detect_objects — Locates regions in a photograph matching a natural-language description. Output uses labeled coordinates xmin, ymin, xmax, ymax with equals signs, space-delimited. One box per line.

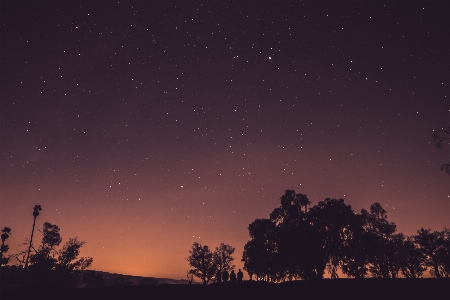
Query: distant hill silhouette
xmin=90 ymin=270 xmax=190 ymax=285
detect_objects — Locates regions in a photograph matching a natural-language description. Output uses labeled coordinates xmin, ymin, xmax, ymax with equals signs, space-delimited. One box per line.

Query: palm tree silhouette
xmin=24 ymin=205 xmax=42 ymax=269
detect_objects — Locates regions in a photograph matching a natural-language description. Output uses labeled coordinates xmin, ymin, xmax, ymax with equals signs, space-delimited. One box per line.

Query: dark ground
xmin=2 ymin=279 xmax=449 ymax=300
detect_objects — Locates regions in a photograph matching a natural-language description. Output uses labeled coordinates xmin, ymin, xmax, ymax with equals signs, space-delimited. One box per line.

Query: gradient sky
xmin=1 ymin=1 xmax=449 ymax=280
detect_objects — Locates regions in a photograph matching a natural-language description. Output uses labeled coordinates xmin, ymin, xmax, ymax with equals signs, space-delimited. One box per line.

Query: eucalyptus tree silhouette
xmin=242 ymin=218 xmax=279 ymax=281
xmin=24 ymin=205 xmax=42 ymax=269
xmin=1 ymin=227 xmax=12 ymax=265
xmin=361 ymin=203 xmax=401 ymax=278
xmin=244 ymin=191 xmax=359 ymax=281
xmin=308 ymin=198 xmax=357 ymax=278
xmin=243 ymin=190 xmax=445 ymax=281
xmin=341 ymin=213 xmax=370 ymax=278
xmin=269 ymin=190 xmax=316 ymax=280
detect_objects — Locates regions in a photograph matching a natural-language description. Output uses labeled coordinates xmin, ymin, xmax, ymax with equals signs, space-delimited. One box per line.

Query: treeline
xmin=241 ymin=190 xmax=450 ymax=281
xmin=0 ymin=205 xmax=92 ymax=291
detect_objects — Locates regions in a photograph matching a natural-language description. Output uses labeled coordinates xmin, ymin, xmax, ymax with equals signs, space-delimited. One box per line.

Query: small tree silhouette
xmin=1 ymin=227 xmax=12 ymax=265
xmin=25 ymin=205 xmax=42 ymax=269
xmin=187 ymin=242 xmax=216 ymax=284
xmin=185 ymin=269 xmax=194 ymax=284
xmin=213 ymin=243 xmax=235 ymax=279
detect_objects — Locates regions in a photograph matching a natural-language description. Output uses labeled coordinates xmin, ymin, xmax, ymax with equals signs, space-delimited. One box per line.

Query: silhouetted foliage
xmin=399 ymin=236 xmax=427 ymax=278
xmin=432 ymin=126 xmax=450 ymax=175
xmin=213 ymin=243 xmax=235 ymax=278
xmin=242 ymin=218 xmax=279 ymax=281
xmin=309 ymin=198 xmax=357 ymax=278
xmin=27 ymin=222 xmax=63 ymax=274
xmin=187 ymin=242 xmax=216 ymax=284
xmin=243 ymin=191 xmax=361 ymax=281
xmin=415 ymin=228 xmax=450 ymax=278
xmin=187 ymin=242 xmax=236 ymax=284
xmin=41 ymin=222 xmax=62 ymax=251
xmin=1 ymin=206 xmax=93 ymax=290
xmin=1 ymin=227 xmax=12 ymax=266
xmin=25 ymin=223 xmax=93 ymax=287
xmin=57 ymin=237 xmax=93 ymax=271
xmin=362 ymin=203 xmax=401 ymax=278
xmin=341 ymin=213 xmax=370 ymax=278
xmin=243 ymin=190 xmax=449 ymax=280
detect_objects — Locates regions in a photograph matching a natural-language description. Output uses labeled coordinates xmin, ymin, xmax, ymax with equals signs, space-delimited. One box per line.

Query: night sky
xmin=1 ymin=1 xmax=449 ymax=279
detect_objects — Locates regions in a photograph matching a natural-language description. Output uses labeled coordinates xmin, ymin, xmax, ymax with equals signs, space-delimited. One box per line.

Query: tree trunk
xmin=24 ymin=216 xmax=37 ymax=269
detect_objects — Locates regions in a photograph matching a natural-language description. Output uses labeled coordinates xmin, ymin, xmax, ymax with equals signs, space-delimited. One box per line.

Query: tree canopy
xmin=187 ymin=242 xmax=235 ymax=284
xmin=242 ymin=190 xmax=450 ymax=281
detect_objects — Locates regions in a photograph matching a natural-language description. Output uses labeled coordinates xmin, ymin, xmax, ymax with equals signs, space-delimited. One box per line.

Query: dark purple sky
xmin=1 ymin=1 xmax=449 ymax=279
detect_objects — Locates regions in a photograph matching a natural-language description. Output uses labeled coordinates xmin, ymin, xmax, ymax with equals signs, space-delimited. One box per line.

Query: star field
xmin=1 ymin=1 xmax=449 ymax=279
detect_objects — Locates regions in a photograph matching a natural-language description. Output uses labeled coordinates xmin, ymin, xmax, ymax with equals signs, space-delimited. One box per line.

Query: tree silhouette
xmin=243 ymin=190 xmax=448 ymax=280
xmin=1 ymin=227 xmax=12 ymax=266
xmin=242 ymin=218 xmax=279 ymax=281
xmin=57 ymin=237 xmax=92 ymax=271
xmin=415 ymin=228 xmax=450 ymax=278
xmin=341 ymin=213 xmax=370 ymax=278
xmin=309 ymin=198 xmax=357 ymax=278
xmin=432 ymin=126 xmax=450 ymax=175
xmin=26 ymin=223 xmax=93 ymax=287
xmin=29 ymin=222 xmax=63 ymax=272
xmin=269 ymin=190 xmax=316 ymax=280
xmin=25 ymin=205 xmax=42 ymax=270
xmin=213 ymin=243 xmax=235 ymax=279
xmin=399 ymin=236 xmax=427 ymax=278
xmin=41 ymin=222 xmax=62 ymax=251
xmin=269 ymin=190 xmax=310 ymax=225
xmin=361 ymin=203 xmax=400 ymax=278
xmin=187 ymin=242 xmax=216 ymax=284
xmin=244 ymin=192 xmax=361 ymax=280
